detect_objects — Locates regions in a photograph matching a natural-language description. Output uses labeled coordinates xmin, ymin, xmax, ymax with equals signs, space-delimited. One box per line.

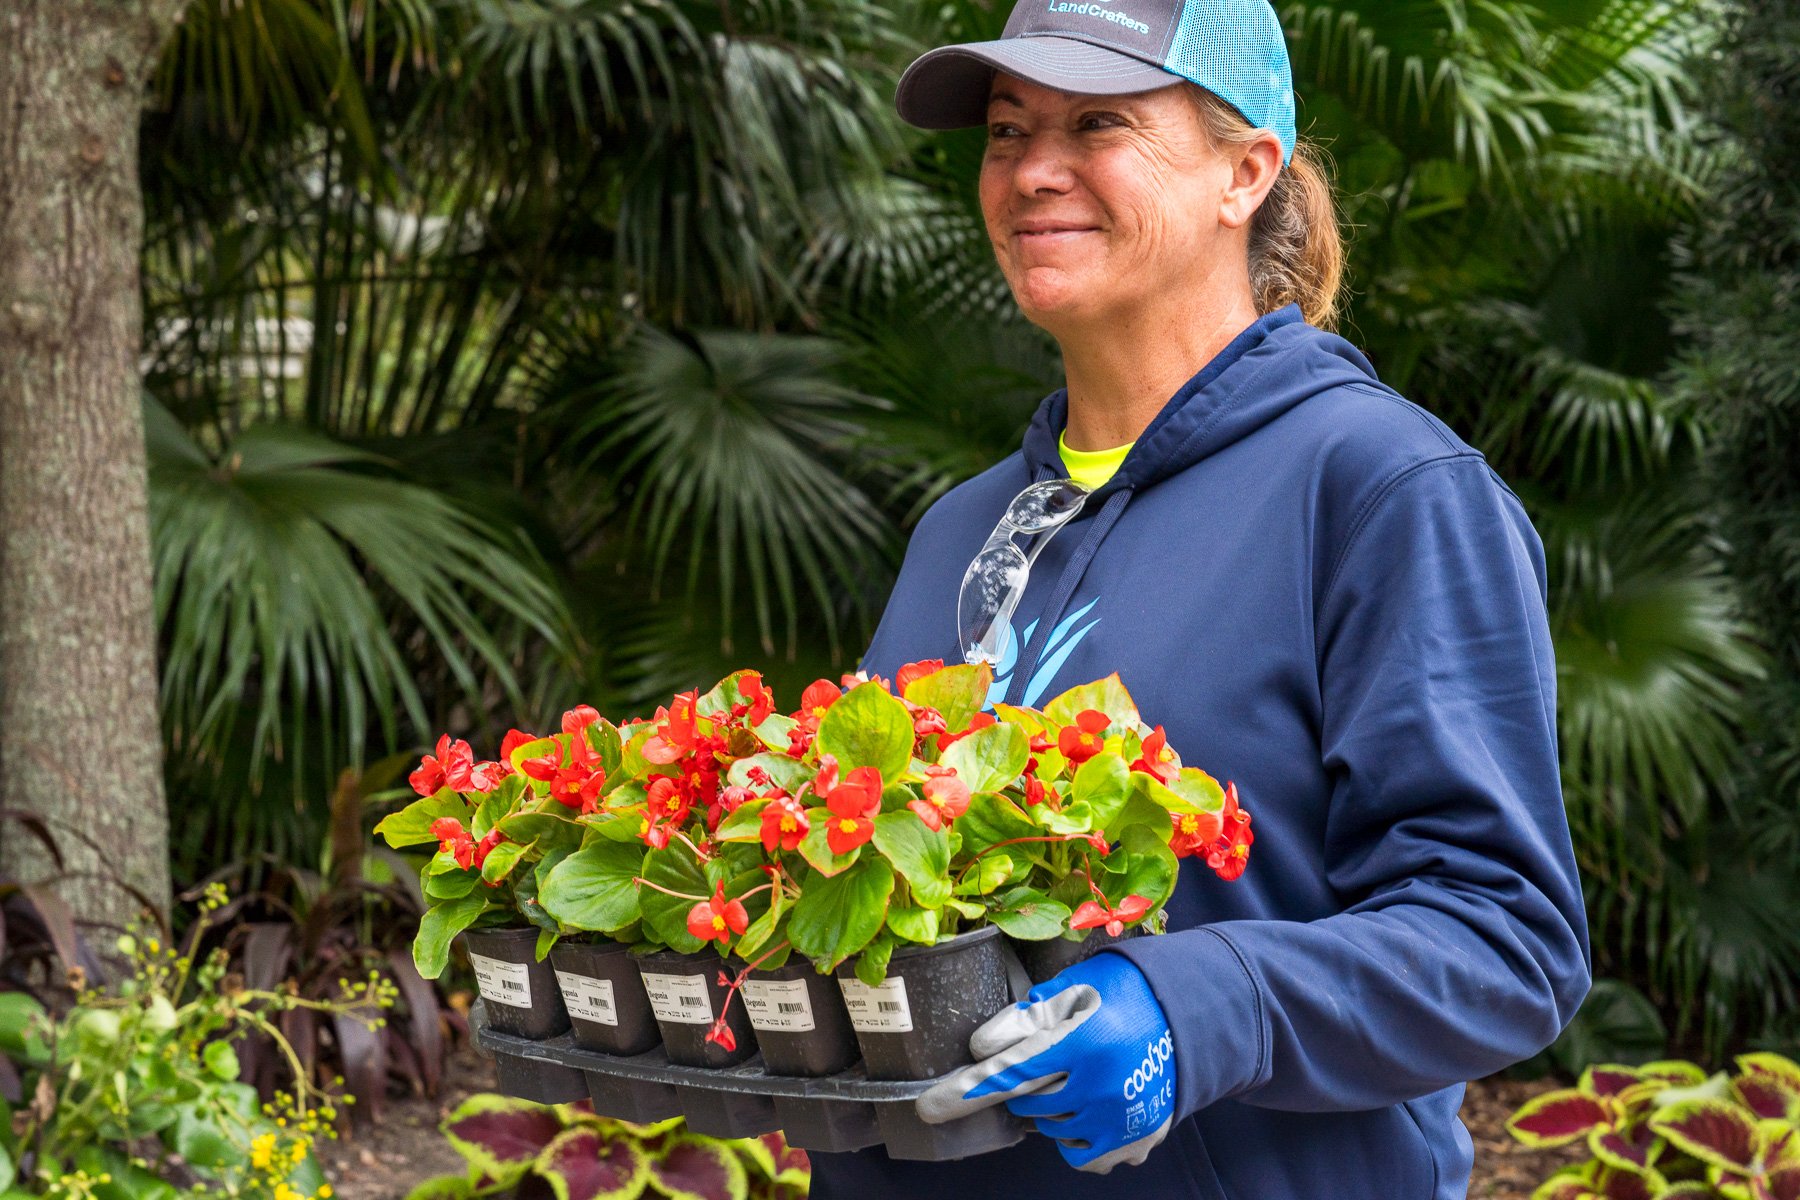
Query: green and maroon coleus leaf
xmin=1528 ymin=1162 xmax=1600 ymax=1199
xmin=1650 ymin=1099 xmax=1760 ymax=1173
xmin=442 ymin=1095 xmax=566 ymax=1184
xmin=733 ymin=1132 xmax=809 ymax=1183
xmin=1740 ymin=1055 xmax=1800 ymax=1092
xmin=1507 ymin=1089 xmax=1614 ymax=1147
xmin=533 ymin=1126 xmax=648 ymax=1200
xmin=648 ymin=1136 xmax=749 ymax=1200
xmin=1589 ymin=1166 xmax=1663 ymax=1200
xmin=1584 ymin=1065 xmax=1652 ymax=1098
xmin=1590 ymin=1121 xmax=1662 ymax=1172
xmin=1735 ymin=1073 xmax=1800 ymax=1122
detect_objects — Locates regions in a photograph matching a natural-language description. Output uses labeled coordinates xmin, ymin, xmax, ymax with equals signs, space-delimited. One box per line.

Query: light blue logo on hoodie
xmin=986 ymin=597 xmax=1102 ymax=708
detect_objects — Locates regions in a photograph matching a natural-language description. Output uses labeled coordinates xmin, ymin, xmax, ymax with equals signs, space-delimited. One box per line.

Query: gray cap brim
xmin=896 ymin=35 xmax=1181 ymax=130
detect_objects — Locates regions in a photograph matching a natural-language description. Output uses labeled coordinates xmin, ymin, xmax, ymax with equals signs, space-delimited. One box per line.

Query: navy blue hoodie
xmin=811 ymin=306 xmax=1591 ymax=1200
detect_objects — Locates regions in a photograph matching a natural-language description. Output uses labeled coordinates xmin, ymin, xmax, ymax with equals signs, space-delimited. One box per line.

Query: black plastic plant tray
xmin=472 ymin=1004 xmax=1024 ymax=1160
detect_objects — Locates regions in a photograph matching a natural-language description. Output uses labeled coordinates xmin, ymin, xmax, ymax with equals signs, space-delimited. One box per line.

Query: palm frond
xmin=568 ymin=327 xmax=897 ymax=658
xmin=148 ymin=402 xmax=576 ymax=785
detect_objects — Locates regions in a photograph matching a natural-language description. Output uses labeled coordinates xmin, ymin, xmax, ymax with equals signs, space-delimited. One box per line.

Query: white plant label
xmin=639 ymin=971 xmax=713 ymax=1025
xmin=554 ymin=970 xmax=618 ymax=1027
xmin=741 ymin=978 xmax=815 ymax=1033
xmin=469 ymin=953 xmax=532 ymax=1009
xmin=838 ymin=976 xmax=913 ymax=1033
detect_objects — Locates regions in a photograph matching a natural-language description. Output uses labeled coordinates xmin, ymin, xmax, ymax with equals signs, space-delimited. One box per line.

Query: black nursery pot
xmin=548 ymin=938 xmax=661 ymax=1056
xmin=462 ymin=926 xmax=569 ymax=1040
xmin=834 ymin=925 xmax=1011 ymax=1082
xmin=634 ymin=948 xmax=758 ymax=1068
xmin=734 ymin=955 xmax=861 ymax=1078
xmin=1010 ymin=925 xmax=1143 ymax=985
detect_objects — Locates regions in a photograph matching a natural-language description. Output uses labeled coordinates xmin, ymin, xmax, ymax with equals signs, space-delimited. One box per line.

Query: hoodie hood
xmin=1021 ymin=304 xmax=1381 ymax=493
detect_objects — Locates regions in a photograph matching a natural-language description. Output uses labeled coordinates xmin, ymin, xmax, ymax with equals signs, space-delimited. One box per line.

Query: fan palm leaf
xmin=568 ymin=327 xmax=895 ymax=658
xmin=147 ymin=402 xmax=575 ymax=782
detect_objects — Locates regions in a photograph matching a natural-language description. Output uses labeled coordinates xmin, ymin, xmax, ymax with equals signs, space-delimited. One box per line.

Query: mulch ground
xmin=317 ymin=1048 xmax=1584 ymax=1199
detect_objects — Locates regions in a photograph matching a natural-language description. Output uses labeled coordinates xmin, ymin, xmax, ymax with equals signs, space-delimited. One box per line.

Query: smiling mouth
xmin=1016 ymin=227 xmax=1098 ymax=239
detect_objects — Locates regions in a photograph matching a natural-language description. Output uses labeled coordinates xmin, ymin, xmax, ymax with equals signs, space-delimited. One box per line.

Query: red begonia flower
xmin=810 ymin=754 xmax=841 ymax=800
xmin=410 ymin=734 xmax=483 ymax=796
xmin=1129 ymin=725 xmax=1180 ymax=785
xmin=909 ymin=766 xmax=970 ymax=832
xmin=1169 ymin=808 xmax=1225 ymax=858
xmin=912 ymin=707 xmax=948 ymax=739
xmin=736 ymin=672 xmax=777 ymax=726
xmin=825 ymin=766 xmax=882 ymax=854
xmin=687 ymin=881 xmax=749 ymax=945
xmin=796 ymin=680 xmax=841 ymax=729
xmin=430 ymin=816 xmax=477 ymax=870
xmin=1057 ymin=710 xmax=1111 ymax=766
xmin=1070 ymin=893 xmax=1152 ymax=938
xmin=500 ymin=728 xmax=536 ymax=762
xmin=547 ymin=764 xmax=605 ymax=815
xmin=760 ymin=795 xmax=810 ymax=853
xmin=643 ymin=691 xmax=700 ymax=765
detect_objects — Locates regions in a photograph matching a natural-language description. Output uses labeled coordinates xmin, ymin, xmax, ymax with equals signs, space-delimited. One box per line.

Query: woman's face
xmin=978 ymin=76 xmax=1244 ymax=332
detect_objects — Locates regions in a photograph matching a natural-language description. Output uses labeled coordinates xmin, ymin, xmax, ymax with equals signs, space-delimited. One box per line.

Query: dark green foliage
xmin=1673 ymin=0 xmax=1800 ymax=812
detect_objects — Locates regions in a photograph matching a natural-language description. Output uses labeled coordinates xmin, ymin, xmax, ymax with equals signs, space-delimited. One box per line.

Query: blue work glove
xmin=915 ymin=952 xmax=1176 ymax=1173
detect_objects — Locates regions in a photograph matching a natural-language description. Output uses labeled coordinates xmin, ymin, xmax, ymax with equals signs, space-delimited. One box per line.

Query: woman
xmin=811 ymin=1 xmax=1591 ymax=1198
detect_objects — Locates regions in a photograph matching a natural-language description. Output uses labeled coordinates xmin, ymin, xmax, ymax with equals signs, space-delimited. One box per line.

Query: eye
xmin=1076 ymin=110 xmax=1125 ymax=131
xmin=987 ymin=121 xmax=1024 ymax=139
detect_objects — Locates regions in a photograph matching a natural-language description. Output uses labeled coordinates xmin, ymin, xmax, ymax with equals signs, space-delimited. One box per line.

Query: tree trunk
xmin=0 ymin=0 xmax=185 ymax=937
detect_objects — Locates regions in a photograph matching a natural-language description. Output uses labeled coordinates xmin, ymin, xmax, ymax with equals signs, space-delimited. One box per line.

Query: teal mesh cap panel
xmin=1166 ymin=0 xmax=1296 ymax=163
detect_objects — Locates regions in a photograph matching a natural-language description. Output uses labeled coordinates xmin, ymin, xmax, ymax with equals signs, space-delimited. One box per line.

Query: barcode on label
xmin=469 ymin=953 xmax=533 ymax=1009
xmin=554 ymin=970 xmax=619 ymax=1027
xmin=639 ymin=971 xmax=713 ymax=1024
xmin=839 ymin=976 xmax=912 ymax=1033
xmin=741 ymin=977 xmax=816 ymax=1033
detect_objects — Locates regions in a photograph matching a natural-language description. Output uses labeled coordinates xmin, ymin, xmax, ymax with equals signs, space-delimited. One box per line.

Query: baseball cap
xmin=895 ymin=0 xmax=1297 ymax=165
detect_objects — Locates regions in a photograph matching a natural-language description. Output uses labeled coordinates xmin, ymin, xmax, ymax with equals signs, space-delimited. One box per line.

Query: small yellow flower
xmin=251 ymin=1132 xmax=278 ymax=1170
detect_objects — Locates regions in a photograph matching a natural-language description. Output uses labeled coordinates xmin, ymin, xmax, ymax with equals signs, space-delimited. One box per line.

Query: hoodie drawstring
xmin=1003 ymin=485 xmax=1134 ymax=707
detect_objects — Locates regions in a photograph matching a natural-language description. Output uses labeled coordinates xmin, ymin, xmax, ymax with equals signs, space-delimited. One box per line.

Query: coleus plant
xmin=1505 ymin=1052 xmax=1800 ymax=1199
xmin=405 ymin=1096 xmax=808 ymax=1200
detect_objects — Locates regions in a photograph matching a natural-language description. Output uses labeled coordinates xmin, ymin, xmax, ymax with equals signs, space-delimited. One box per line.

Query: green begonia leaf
xmin=481 ymin=839 xmax=530 ymax=884
xmin=414 ymin=891 xmax=489 ymax=979
xmin=987 ymin=887 xmax=1072 ymax=941
xmin=871 ymin=811 xmax=951 ymax=908
xmin=789 ymin=859 xmax=894 ymax=970
xmin=540 ymin=838 xmax=645 ymax=933
xmin=713 ymin=799 xmax=769 ymax=843
xmin=939 ymin=721 xmax=1029 ymax=794
xmin=797 ymin=813 xmax=862 ymax=876
xmin=374 ymin=789 xmax=475 ymax=848
xmin=816 ymin=682 xmax=914 ymax=779
xmin=638 ymin=847 xmax=708 ymax=953
xmin=903 ymin=664 xmax=993 ymax=735
xmin=887 ymin=903 xmax=940 ymax=944
xmin=1071 ymin=753 xmax=1132 ymax=829
xmin=1044 ymin=673 xmax=1140 ymax=730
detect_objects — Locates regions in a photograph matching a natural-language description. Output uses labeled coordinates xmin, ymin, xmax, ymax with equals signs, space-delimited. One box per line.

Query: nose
xmin=1010 ymin=131 xmax=1077 ymax=197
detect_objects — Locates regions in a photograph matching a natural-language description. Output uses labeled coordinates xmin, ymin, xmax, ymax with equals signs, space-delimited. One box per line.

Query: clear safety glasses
xmin=957 ymin=478 xmax=1093 ymax=667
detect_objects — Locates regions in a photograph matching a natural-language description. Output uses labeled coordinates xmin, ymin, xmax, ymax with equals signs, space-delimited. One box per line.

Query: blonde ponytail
xmin=1185 ymin=85 xmax=1347 ymax=331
